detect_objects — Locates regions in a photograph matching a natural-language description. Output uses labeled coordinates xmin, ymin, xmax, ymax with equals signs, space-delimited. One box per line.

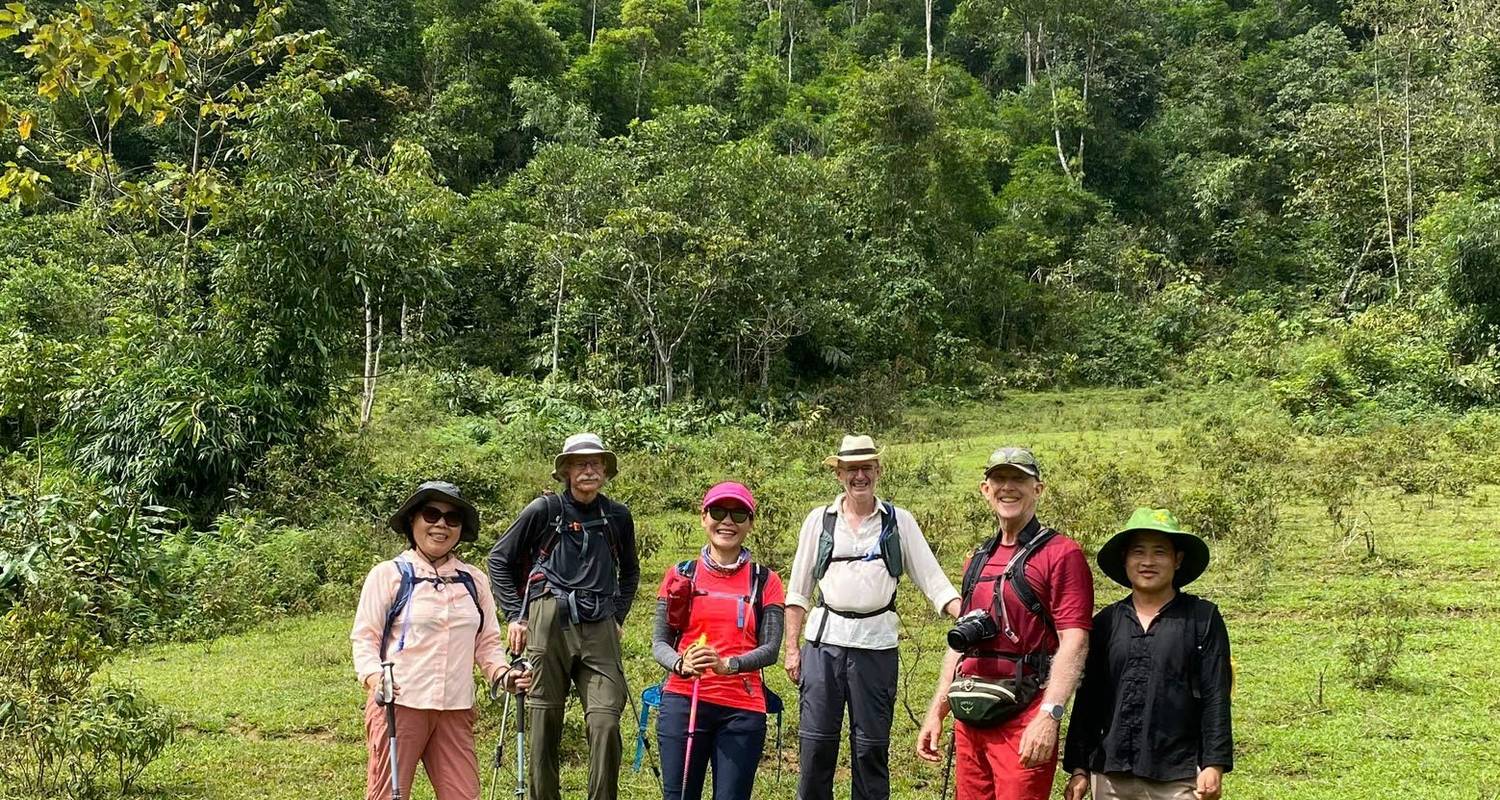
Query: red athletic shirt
xmin=958 ymin=525 xmax=1093 ymax=680
xmin=656 ymin=560 xmax=785 ymax=713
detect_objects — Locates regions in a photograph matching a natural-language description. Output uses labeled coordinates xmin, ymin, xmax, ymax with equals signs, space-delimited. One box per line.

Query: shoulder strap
xmin=1003 ymin=528 xmax=1058 ymax=634
xmin=960 ymin=535 xmax=999 ymax=600
xmin=381 ymin=559 xmax=418 ymax=661
xmin=879 ymin=501 xmax=902 ymax=578
xmin=813 ymin=504 xmax=837 ymax=580
xmin=450 ymin=570 xmax=485 ymax=633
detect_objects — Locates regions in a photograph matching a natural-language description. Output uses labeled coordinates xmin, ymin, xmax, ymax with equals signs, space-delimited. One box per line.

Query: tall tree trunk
xmin=924 ymin=0 xmax=933 ymax=71
xmin=1077 ymin=39 xmax=1093 ymax=180
xmin=590 ymin=0 xmax=597 ymax=44
xmin=551 ymin=255 xmax=567 ymax=377
xmin=1402 ymin=39 xmax=1415 ymax=282
xmin=787 ymin=8 xmax=795 ymax=82
xmin=1023 ymin=28 xmax=1034 ymax=85
xmin=1039 ymin=23 xmax=1074 ymax=180
xmin=1372 ymin=25 xmax=1403 ymax=295
xmin=361 ymin=287 xmax=376 ymax=428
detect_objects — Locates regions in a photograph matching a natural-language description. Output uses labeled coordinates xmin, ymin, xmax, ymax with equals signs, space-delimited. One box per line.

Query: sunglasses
xmin=707 ymin=507 xmax=752 ymax=524
xmin=418 ymin=506 xmax=466 ymax=528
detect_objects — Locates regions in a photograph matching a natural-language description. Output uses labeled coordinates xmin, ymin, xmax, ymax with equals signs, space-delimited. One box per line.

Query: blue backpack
xmin=380 ymin=557 xmax=485 ymax=660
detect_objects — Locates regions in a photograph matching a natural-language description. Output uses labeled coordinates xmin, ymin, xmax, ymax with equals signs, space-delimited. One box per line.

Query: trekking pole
xmin=380 ymin=661 xmax=403 ymax=800
xmin=489 ymin=679 xmax=513 ymax=800
xmin=506 ymin=573 xmax=539 ymax=800
xmin=514 ymin=658 xmax=529 ymax=799
xmin=681 ymin=634 xmax=708 ymax=795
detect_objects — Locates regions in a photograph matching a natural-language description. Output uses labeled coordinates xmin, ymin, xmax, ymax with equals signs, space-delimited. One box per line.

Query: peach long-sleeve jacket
xmin=351 ymin=549 xmax=508 ymax=710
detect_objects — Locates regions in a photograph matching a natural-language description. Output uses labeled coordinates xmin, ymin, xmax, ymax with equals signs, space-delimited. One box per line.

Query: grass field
xmin=108 ymin=389 xmax=1500 ymax=799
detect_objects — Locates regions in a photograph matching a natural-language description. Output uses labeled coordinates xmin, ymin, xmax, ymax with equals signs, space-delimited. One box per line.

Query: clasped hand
xmin=679 ymin=643 xmax=730 ymax=676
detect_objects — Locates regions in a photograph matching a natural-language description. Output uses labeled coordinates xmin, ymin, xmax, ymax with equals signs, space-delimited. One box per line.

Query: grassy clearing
xmin=108 ymin=389 xmax=1500 ymax=799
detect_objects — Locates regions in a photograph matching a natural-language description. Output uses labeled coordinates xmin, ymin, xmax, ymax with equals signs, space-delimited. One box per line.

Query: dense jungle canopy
xmin=3 ymin=0 xmax=1500 ymax=499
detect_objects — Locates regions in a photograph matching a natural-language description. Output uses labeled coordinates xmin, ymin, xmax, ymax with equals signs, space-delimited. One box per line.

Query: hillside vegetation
xmin=4 ymin=0 xmax=1500 ymax=795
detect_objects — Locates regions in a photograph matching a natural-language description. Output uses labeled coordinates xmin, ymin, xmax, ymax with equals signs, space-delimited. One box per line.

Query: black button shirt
xmin=1062 ymin=592 xmax=1234 ymax=782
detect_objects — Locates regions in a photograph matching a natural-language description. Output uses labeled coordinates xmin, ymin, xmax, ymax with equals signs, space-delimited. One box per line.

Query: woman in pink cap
xmin=650 ymin=481 xmax=786 ymax=800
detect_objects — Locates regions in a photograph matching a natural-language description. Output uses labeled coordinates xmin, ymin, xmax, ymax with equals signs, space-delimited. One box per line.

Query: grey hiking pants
xmin=796 ymin=642 xmax=899 ymax=800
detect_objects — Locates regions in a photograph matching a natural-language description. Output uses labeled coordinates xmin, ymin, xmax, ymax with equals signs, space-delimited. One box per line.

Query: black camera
xmin=947 ymin=609 xmax=999 ymax=651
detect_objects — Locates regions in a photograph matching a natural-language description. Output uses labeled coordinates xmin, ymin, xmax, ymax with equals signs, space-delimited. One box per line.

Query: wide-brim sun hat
xmin=552 ymin=432 xmax=619 ymax=482
xmin=388 ymin=480 xmax=481 ymax=543
xmin=1096 ymin=507 xmax=1210 ymax=588
xmin=701 ymin=481 xmax=757 ymax=513
xmin=823 ymin=434 xmax=883 ymax=469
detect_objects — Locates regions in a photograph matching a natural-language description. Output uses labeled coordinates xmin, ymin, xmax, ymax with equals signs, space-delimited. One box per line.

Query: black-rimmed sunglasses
xmin=419 ymin=506 xmax=466 ymax=527
xmin=707 ymin=507 xmax=752 ymax=524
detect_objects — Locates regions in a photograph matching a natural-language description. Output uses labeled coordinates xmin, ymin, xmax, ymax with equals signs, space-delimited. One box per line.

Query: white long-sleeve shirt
xmin=784 ymin=494 xmax=960 ymax=650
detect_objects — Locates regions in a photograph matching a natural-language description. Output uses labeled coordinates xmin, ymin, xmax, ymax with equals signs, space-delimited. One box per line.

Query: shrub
xmin=1341 ymin=593 xmax=1412 ymax=690
xmin=0 ymin=547 xmax=174 ymax=799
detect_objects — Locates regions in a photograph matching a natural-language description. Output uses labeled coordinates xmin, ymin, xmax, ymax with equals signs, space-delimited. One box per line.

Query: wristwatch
xmin=1039 ymin=702 xmax=1065 ymax=721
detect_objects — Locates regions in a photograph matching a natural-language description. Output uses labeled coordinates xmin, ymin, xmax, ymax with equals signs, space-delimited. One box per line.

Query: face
xmin=701 ymin=502 xmax=753 ymax=551
xmin=564 ymin=456 xmax=608 ymax=494
xmin=410 ymin=500 xmax=463 ymax=561
xmin=837 ymin=461 xmax=881 ymax=501
xmin=979 ymin=467 xmax=1044 ymax=526
xmin=1124 ymin=531 xmax=1183 ymax=593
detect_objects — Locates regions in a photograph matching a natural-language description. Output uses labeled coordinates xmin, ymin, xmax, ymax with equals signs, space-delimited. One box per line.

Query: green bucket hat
xmin=1096 ymin=507 xmax=1210 ymax=588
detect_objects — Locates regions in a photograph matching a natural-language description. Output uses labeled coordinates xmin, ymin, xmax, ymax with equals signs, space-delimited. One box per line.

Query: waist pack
xmin=946 ymin=671 xmax=1042 ymax=728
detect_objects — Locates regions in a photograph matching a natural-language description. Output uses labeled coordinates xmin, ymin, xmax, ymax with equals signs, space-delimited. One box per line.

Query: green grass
xmin=107 ymin=389 xmax=1500 ymax=799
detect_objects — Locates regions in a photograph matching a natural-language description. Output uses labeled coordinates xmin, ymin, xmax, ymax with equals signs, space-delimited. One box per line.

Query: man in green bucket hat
xmin=1062 ymin=508 xmax=1233 ymax=800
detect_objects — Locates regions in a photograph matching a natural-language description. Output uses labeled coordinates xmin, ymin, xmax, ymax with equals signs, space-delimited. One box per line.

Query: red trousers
xmin=364 ymin=701 xmax=480 ymax=800
xmin=954 ymin=700 xmax=1057 ymax=800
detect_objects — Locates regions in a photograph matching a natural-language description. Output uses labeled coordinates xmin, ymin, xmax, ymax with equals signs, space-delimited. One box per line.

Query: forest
xmin=1 ymin=0 xmax=1499 ymax=796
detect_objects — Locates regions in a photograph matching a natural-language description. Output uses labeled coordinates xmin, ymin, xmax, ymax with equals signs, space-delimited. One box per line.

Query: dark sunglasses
xmin=418 ymin=506 xmax=465 ymax=528
xmin=707 ymin=507 xmax=752 ymax=524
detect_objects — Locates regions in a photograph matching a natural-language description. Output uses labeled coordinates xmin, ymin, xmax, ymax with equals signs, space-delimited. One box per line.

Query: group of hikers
xmin=350 ymin=432 xmax=1234 ymax=800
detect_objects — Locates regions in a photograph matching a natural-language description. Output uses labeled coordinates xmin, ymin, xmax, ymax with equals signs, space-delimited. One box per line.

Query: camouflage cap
xmin=983 ymin=446 xmax=1040 ymax=479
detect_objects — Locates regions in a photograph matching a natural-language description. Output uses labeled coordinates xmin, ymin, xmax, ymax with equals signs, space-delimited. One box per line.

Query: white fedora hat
xmin=822 ymin=434 xmax=883 ymax=469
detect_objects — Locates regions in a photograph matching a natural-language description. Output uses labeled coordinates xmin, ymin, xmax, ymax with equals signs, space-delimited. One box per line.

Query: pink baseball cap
xmin=701 ymin=481 xmax=756 ymax=513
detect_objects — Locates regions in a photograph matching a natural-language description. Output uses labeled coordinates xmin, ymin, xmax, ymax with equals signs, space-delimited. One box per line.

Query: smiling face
xmin=836 ymin=460 xmax=881 ymax=502
xmin=410 ymin=500 xmax=462 ymax=562
xmin=980 ymin=467 xmax=1044 ymax=528
xmin=1124 ymin=531 xmax=1184 ymax=593
xmin=701 ymin=501 xmax=753 ymax=554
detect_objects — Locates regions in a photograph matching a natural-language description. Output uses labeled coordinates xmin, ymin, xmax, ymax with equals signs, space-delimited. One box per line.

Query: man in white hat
xmin=487 ymin=432 xmax=640 ymax=800
xmin=783 ymin=434 xmax=962 ymax=800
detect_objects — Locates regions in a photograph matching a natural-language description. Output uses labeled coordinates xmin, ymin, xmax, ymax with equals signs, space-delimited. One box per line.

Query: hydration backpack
xmin=662 ymin=558 xmax=771 ymax=646
xmin=812 ymin=500 xmax=903 ymax=580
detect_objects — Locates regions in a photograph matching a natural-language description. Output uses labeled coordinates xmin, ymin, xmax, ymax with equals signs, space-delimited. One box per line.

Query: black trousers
xmin=796 ymin=643 xmax=899 ymax=800
xmin=658 ymin=692 xmax=768 ymax=800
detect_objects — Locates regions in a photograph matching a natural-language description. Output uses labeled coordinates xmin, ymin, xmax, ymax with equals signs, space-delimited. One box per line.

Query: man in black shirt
xmin=488 ymin=432 xmax=641 ymax=800
xmin=1063 ymin=508 xmax=1232 ymax=800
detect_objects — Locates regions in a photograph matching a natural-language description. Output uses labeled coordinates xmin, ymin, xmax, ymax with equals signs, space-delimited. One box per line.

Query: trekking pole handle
xmin=380 ymin=662 xmax=396 ymax=706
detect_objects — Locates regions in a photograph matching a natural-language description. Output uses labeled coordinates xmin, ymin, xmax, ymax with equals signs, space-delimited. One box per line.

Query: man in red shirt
xmin=916 ymin=447 xmax=1094 ymax=800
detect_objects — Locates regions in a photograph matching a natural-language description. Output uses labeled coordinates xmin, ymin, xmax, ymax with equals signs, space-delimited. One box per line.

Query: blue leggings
xmin=656 ymin=692 xmax=767 ymax=800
